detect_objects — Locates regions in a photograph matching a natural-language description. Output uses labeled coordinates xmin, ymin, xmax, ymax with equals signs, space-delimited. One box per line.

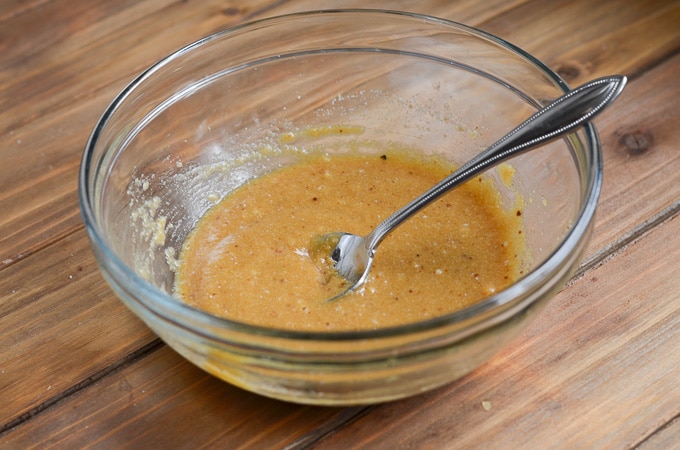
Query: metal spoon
xmin=310 ymin=75 xmax=626 ymax=301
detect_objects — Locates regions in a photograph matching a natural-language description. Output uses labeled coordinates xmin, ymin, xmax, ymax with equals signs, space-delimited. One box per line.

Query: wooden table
xmin=2 ymin=1 xmax=679 ymax=448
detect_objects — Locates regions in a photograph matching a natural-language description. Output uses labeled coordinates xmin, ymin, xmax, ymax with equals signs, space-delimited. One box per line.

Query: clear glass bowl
xmin=79 ymin=10 xmax=602 ymax=405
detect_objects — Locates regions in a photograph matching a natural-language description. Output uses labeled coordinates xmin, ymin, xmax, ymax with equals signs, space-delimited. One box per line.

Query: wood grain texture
xmin=3 ymin=196 xmax=678 ymax=448
xmin=309 ymin=212 xmax=680 ymax=449
xmin=477 ymin=0 xmax=680 ymax=83
xmin=1 ymin=0 xmax=679 ymax=447
xmin=0 ymin=346 xmax=366 ymax=448
xmin=254 ymin=0 xmax=532 ymax=24
xmin=3 ymin=0 xmax=677 ymax=271
xmin=0 ymin=0 xmax=50 ymax=22
xmin=582 ymin=53 xmax=680 ymax=262
xmin=640 ymin=416 xmax=680 ymax=449
xmin=0 ymin=0 xmax=276 ymax=268
xmin=0 ymin=229 xmax=156 ymax=428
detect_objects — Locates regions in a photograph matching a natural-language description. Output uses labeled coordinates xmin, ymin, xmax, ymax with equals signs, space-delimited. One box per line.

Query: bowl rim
xmin=79 ymin=9 xmax=602 ymax=342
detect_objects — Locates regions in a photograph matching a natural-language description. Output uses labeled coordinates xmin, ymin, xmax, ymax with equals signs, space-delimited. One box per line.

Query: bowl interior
xmin=92 ymin=24 xmax=587 ymax=302
xmin=80 ymin=10 xmax=601 ymax=404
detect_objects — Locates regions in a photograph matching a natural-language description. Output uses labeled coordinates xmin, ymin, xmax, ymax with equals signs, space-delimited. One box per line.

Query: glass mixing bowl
xmin=79 ymin=10 xmax=602 ymax=405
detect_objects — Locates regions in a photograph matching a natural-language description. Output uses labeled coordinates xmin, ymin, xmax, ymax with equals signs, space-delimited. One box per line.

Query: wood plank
xmin=2 ymin=0 xmax=678 ymax=270
xmin=254 ymin=0 xmax=532 ymax=24
xmin=4 ymin=179 xmax=678 ymax=448
xmin=0 ymin=229 xmax=157 ymax=427
xmin=0 ymin=0 xmax=531 ymax=134
xmin=585 ymin=53 xmax=680 ymax=257
xmin=0 ymin=0 xmax=274 ymax=133
xmin=1 ymin=0 xmax=679 ymax=447
xmin=0 ymin=0 xmax=429 ymax=267
xmin=2 ymin=0 xmax=679 ymax=442
xmin=0 ymin=0 xmax=49 ymax=22
xmin=0 ymin=345 xmax=367 ymax=448
xmin=0 ymin=0 xmax=277 ymax=269
xmin=3 ymin=26 xmax=677 ymax=273
xmin=0 ymin=92 xmax=105 ymax=268
xmin=309 ymin=203 xmax=680 ymax=448
xmin=639 ymin=416 xmax=680 ymax=449
xmin=478 ymin=0 xmax=680 ymax=260
xmin=0 ymin=0 xmax=152 ymax=70
xmin=478 ymin=0 xmax=680 ymax=84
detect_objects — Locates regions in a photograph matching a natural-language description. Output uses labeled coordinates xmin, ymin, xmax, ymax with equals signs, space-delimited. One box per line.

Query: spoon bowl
xmin=313 ymin=75 xmax=626 ymax=301
xmin=308 ymin=231 xmax=371 ymax=287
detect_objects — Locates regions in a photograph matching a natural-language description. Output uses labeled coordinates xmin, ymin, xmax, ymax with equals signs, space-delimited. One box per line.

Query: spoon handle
xmin=365 ymin=75 xmax=627 ymax=251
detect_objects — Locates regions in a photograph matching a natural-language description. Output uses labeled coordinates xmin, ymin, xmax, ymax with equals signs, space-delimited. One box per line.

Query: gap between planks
xmin=571 ymin=199 xmax=680 ymax=287
xmin=2 ymin=180 xmax=677 ymax=441
xmin=0 ymin=339 xmax=164 ymax=436
xmin=283 ymin=200 xmax=680 ymax=449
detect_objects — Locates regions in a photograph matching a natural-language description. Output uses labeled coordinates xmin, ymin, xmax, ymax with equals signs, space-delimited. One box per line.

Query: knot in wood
xmin=555 ymin=63 xmax=581 ymax=83
xmin=617 ymin=128 xmax=654 ymax=156
xmin=221 ymin=7 xmax=241 ymax=16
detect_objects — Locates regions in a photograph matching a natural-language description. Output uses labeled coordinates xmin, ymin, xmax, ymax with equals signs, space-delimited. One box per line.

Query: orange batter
xmin=175 ymin=149 xmax=526 ymax=331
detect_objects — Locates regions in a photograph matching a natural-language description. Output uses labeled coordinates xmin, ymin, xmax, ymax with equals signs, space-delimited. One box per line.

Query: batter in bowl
xmin=175 ymin=148 xmax=526 ymax=331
